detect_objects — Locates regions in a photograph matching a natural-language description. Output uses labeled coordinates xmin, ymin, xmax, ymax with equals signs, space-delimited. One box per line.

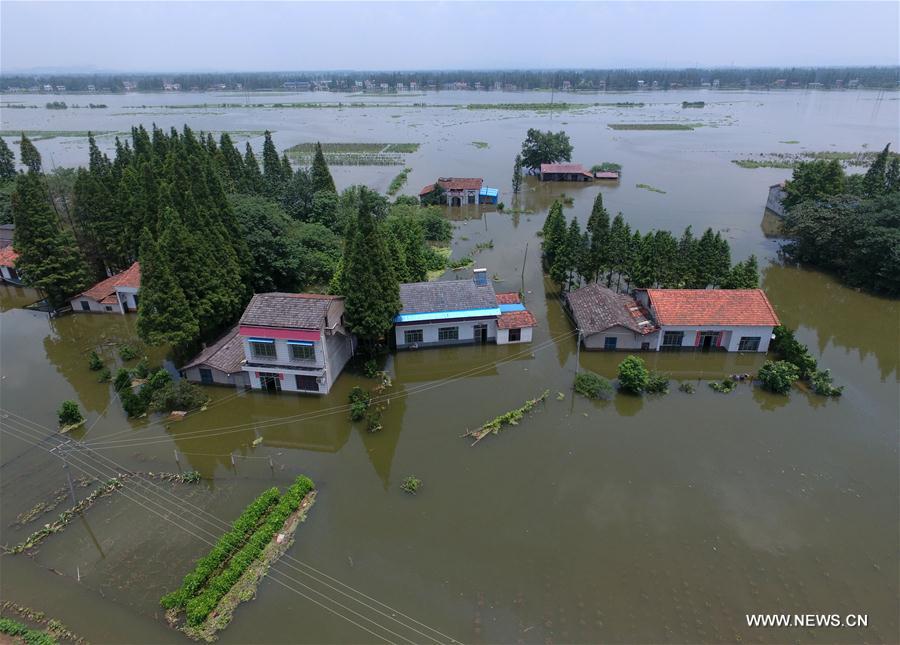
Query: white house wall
xmin=71 ymin=296 xmax=122 ymax=314
xmin=395 ymin=318 xmax=497 ymax=349
xmin=583 ymin=326 xmax=658 ymax=350
xmin=496 ymin=326 xmax=533 ymax=345
xmin=654 ymin=325 xmax=774 ymax=352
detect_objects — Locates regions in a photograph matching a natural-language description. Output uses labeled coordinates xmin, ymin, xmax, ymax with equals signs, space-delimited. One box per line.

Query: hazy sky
xmin=2 ymin=1 xmax=898 ymax=73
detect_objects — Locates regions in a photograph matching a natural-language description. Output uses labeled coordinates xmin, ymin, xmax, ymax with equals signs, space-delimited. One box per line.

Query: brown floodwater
xmin=1 ymin=89 xmax=898 ymax=644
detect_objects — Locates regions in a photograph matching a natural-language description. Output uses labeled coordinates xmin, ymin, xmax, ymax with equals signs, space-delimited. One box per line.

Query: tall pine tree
xmin=0 ymin=136 xmax=15 ymax=179
xmin=18 ymin=134 xmax=42 ymax=173
xmin=310 ymin=142 xmax=336 ymax=194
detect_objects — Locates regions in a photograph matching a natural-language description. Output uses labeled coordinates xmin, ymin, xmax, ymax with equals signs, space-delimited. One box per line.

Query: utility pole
xmin=520 ymin=242 xmax=528 ymax=298
xmin=575 ymin=328 xmax=582 ymax=375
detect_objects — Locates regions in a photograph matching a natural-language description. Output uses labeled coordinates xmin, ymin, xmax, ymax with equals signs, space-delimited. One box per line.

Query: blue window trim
xmin=248 ymin=337 xmax=275 ymax=344
xmin=286 ymin=340 xmax=314 ymax=346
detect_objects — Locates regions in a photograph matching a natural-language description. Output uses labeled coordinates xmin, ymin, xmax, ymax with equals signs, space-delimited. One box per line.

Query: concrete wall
xmin=496 ymin=326 xmax=533 ymax=345
xmin=766 ymin=185 xmax=787 ymax=218
xmin=582 ymin=326 xmax=658 ymax=350
xmin=323 ymin=331 xmax=355 ymax=393
xmin=655 ymin=325 xmax=774 ymax=352
xmin=70 ymin=296 xmax=121 ymax=314
xmin=395 ymin=317 xmax=497 ymax=349
xmin=245 ymin=368 xmax=325 ymax=394
xmin=183 ymin=365 xmax=249 ymax=388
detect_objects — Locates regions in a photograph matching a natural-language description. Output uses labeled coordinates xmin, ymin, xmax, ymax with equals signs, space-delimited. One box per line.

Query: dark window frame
xmin=662 ymin=331 xmax=684 ymax=347
xmin=508 ymin=328 xmax=522 ymax=342
xmin=604 ymin=336 xmax=618 ymax=350
xmin=437 ymin=326 xmax=459 ymax=341
xmin=738 ymin=336 xmax=761 ymax=351
xmin=289 ymin=343 xmax=315 ymax=361
xmin=404 ymin=329 xmax=424 ymax=344
xmin=250 ymin=341 xmax=277 ymax=360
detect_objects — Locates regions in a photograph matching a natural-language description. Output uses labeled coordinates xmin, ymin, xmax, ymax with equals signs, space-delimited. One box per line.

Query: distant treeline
xmin=3 ymin=66 xmax=898 ymax=92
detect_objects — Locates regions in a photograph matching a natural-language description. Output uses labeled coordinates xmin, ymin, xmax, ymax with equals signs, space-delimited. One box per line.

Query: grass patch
xmin=426 ymin=246 xmax=451 ymax=281
xmin=682 ymin=101 xmax=705 ymax=108
xmin=466 ymin=102 xmax=595 ymax=111
xmin=285 ymin=142 xmax=419 ymax=167
xmin=387 ymin=167 xmax=412 ymax=196
xmin=448 ymin=256 xmax=474 ymax=270
xmin=780 ymin=140 xmax=800 ymax=144
xmin=471 ymin=141 xmax=490 ymax=149
xmin=731 ymin=150 xmax=880 ymax=169
xmin=636 ymin=183 xmax=666 ymax=194
xmin=609 ymin=123 xmax=699 ymax=131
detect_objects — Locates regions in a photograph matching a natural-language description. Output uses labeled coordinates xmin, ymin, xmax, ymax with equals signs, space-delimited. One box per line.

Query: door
xmin=473 ymin=324 xmax=488 ymax=344
xmin=451 ymin=196 xmax=461 ymax=207
xmin=199 ymin=368 xmax=214 ymax=385
xmin=259 ymin=373 xmax=282 ymax=392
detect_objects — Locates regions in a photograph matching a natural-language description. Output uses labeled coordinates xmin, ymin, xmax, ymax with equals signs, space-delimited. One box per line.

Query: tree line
xmin=6 ymin=128 xmax=450 ymax=354
xmin=780 ymin=143 xmax=900 ymax=296
xmin=3 ymin=66 xmax=898 ymax=92
xmin=541 ymin=193 xmax=759 ymax=292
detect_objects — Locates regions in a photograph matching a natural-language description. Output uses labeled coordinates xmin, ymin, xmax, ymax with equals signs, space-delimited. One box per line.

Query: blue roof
xmin=499 ymin=303 xmax=526 ymax=313
xmin=395 ymin=307 xmax=500 ymax=323
xmin=479 ymin=187 xmax=499 ymax=197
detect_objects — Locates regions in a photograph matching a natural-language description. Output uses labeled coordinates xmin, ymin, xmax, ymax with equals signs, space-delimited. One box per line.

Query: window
xmin=404 ymin=329 xmax=423 ymax=344
xmin=662 ymin=331 xmax=684 ymax=348
xmin=250 ymin=340 xmax=277 ymax=359
xmin=199 ymin=368 xmax=213 ymax=385
xmin=438 ymin=327 xmax=458 ymax=341
xmin=133 ymin=295 xmax=139 ymax=309
xmin=289 ymin=343 xmax=315 ymax=361
xmin=604 ymin=336 xmax=618 ymax=350
xmin=738 ymin=336 xmax=761 ymax=351
xmin=80 ymin=300 xmax=90 ymax=311
xmin=508 ymin=328 xmax=521 ymax=342
xmin=295 ymin=375 xmax=319 ymax=391
xmin=104 ymin=306 xmax=113 ymax=312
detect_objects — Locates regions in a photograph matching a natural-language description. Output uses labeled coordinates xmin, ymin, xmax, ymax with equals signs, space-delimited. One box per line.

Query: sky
xmin=1 ymin=1 xmax=898 ymax=73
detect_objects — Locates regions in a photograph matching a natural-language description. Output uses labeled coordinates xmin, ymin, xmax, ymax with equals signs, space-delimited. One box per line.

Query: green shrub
xmin=121 ymin=389 xmax=148 ymax=418
xmin=348 ymin=386 xmax=371 ymax=421
xmin=645 ymin=371 xmax=670 ymax=394
xmin=113 ymin=368 xmax=132 ymax=392
xmin=150 ymin=380 xmax=209 ymax=413
xmin=810 ymin=369 xmax=843 ymax=397
xmin=678 ymin=382 xmax=696 ymax=394
xmin=57 ymin=400 xmax=83 ymax=426
xmin=88 ymin=351 xmax=104 ymax=371
xmin=146 ymin=368 xmax=172 ymax=392
xmin=401 ymin=476 xmax=421 ymax=495
xmin=709 ymin=379 xmax=737 ymax=393
xmin=97 ymin=367 xmax=111 ymax=383
xmin=617 ymin=355 xmax=649 ymax=394
xmin=118 ymin=343 xmax=138 ymax=361
xmin=0 ymin=618 xmax=56 ymax=645
xmin=758 ymin=360 xmax=800 ymax=395
xmin=771 ymin=325 xmax=817 ymax=378
xmin=183 ymin=476 xmax=315 ymax=626
xmin=160 ymin=487 xmax=282 ymax=610
xmin=133 ymin=357 xmax=151 ymax=379
xmin=574 ymin=372 xmax=613 ymax=399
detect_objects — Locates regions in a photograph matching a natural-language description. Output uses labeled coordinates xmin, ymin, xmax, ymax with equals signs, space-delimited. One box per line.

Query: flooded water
xmin=1 ymin=89 xmax=898 ymax=644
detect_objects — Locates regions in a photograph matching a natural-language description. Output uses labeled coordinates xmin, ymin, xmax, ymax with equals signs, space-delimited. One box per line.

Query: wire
xmin=2 ymin=418 xmax=460 ymax=644
xmin=84 ymin=329 xmax=577 ymax=450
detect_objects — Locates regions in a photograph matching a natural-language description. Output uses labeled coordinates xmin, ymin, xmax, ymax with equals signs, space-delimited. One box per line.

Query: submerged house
xmin=539 ymin=163 xmax=594 ymax=182
xmin=238 ymin=293 xmax=355 ymax=394
xmin=419 ymin=177 xmax=499 ymax=206
xmin=0 ymin=246 xmax=22 ymax=285
xmin=495 ymin=292 xmax=537 ymax=344
xmin=181 ymin=326 xmax=250 ymax=388
xmin=394 ymin=269 xmax=535 ymax=349
xmin=567 ymin=284 xmax=780 ymax=352
xmin=766 ymin=182 xmax=787 ymax=218
xmin=70 ymin=262 xmax=141 ymax=313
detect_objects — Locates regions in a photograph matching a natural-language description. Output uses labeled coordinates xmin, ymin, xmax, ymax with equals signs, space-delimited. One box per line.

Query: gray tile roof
xmin=566 ymin=283 xmax=656 ymax=335
xmin=239 ymin=293 xmax=339 ymax=329
xmin=399 ymin=279 xmax=497 ymax=314
xmin=182 ymin=326 xmax=244 ymax=374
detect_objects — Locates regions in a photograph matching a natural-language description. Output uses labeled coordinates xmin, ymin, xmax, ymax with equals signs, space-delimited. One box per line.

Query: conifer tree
xmin=606 ymin=213 xmax=629 ymax=289
xmin=863 ymin=143 xmax=891 ymax=197
xmin=218 ymin=133 xmax=246 ymax=189
xmin=136 ymin=227 xmax=199 ymax=346
xmin=18 ymin=134 xmax=42 ymax=173
xmin=12 ymin=171 xmax=91 ymax=308
xmin=541 ymin=200 xmax=566 ymax=270
xmin=0 ymin=136 xmax=15 ymax=179
xmin=887 ymin=156 xmax=900 ymax=192
xmin=586 ymin=192 xmax=610 ymax=282
xmin=242 ymin=143 xmax=264 ymax=194
xmin=512 ymin=154 xmax=523 ymax=193
xmin=262 ymin=130 xmax=287 ymax=197
xmin=342 ymin=187 xmax=400 ymax=352
xmin=550 ymin=217 xmax=581 ymax=290
xmin=310 ymin=142 xmax=336 ymax=194
xmin=676 ymin=226 xmax=698 ymax=287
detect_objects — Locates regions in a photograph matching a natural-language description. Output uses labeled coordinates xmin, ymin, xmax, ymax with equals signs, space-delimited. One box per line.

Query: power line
xmin=2 ymin=418 xmax=459 ymax=644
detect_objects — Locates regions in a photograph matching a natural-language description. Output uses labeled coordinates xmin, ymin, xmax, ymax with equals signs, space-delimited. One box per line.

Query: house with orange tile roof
xmin=566 ymin=284 xmax=779 ymax=352
xmin=69 ymin=262 xmax=141 ymax=314
xmin=419 ymin=177 xmax=491 ymax=207
xmin=495 ymin=292 xmax=536 ymax=344
xmin=0 ymin=246 xmax=22 ymax=285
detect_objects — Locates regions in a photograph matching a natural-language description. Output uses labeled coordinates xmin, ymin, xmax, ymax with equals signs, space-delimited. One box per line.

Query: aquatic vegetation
xmin=466 ymin=102 xmax=594 ymax=111
xmin=608 ymin=123 xmax=698 ymax=131
xmin=645 ymin=371 xmax=670 ymax=394
xmin=45 ymin=101 xmax=68 ymax=110
xmin=0 ymin=602 xmax=86 ymax=645
xmin=286 ymin=142 xmax=419 ymax=166
xmin=757 ymin=360 xmax=801 ymax=395
xmin=732 ymin=150 xmax=880 ymax=169
xmin=574 ymin=372 xmax=613 ymax=399
xmin=709 ymin=379 xmax=737 ymax=393
xmin=780 ymin=140 xmax=800 ymax=144
xmin=113 ymin=368 xmax=132 ymax=391
xmin=809 ymin=369 xmax=843 ymax=397
xmin=636 ymin=183 xmax=666 ymax=194
xmin=682 ymin=101 xmax=705 ymax=108
xmin=348 ymin=386 xmax=371 ymax=421
xmin=591 ymin=162 xmax=622 ymax=173
xmin=87 ymin=351 xmax=104 ymax=371
xmin=401 ymin=476 xmax=422 ymax=495
xmin=471 ymin=141 xmax=490 ymax=149
xmin=150 ymin=380 xmax=209 ymax=413
xmin=464 ymin=390 xmax=550 ymax=445
xmin=448 ymin=256 xmax=474 ymax=270
xmin=118 ymin=343 xmax=138 ymax=361
xmin=678 ymin=382 xmax=696 ymax=394
xmin=771 ymin=325 xmax=817 ymax=378
xmin=387 ymin=167 xmax=411 ymax=196
xmin=473 ymin=240 xmax=494 ymax=253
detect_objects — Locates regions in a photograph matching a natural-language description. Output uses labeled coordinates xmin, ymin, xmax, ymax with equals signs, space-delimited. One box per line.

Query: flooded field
xmin=1 ymin=89 xmax=898 ymax=644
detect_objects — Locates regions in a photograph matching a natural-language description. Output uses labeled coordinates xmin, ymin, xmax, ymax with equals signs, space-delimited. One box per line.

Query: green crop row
xmin=184 ymin=476 xmax=315 ymax=626
xmin=0 ymin=618 xmax=57 ymax=645
xmin=160 ymin=487 xmax=280 ymax=610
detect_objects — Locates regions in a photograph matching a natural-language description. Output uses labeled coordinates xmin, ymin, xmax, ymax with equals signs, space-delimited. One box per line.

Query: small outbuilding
xmin=495 ymin=293 xmax=536 ymax=344
xmin=766 ymin=182 xmax=787 ymax=218
xmin=540 ymin=163 xmax=594 ymax=182
xmin=181 ymin=326 xmax=250 ymax=387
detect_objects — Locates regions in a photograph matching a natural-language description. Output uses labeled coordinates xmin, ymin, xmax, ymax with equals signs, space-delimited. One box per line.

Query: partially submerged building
xmin=0 ymin=246 xmax=22 ymax=285
xmin=181 ymin=326 xmax=249 ymax=388
xmin=237 ymin=293 xmax=355 ymax=394
xmin=567 ymin=284 xmax=780 ymax=352
xmin=70 ymin=262 xmax=141 ymax=313
xmin=495 ymin=292 xmax=537 ymax=344
xmin=0 ymin=224 xmax=14 ymax=249
xmin=766 ymin=182 xmax=787 ymax=218
xmin=419 ymin=177 xmax=499 ymax=206
xmin=539 ymin=163 xmax=594 ymax=182
xmin=394 ymin=269 xmax=536 ymax=349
